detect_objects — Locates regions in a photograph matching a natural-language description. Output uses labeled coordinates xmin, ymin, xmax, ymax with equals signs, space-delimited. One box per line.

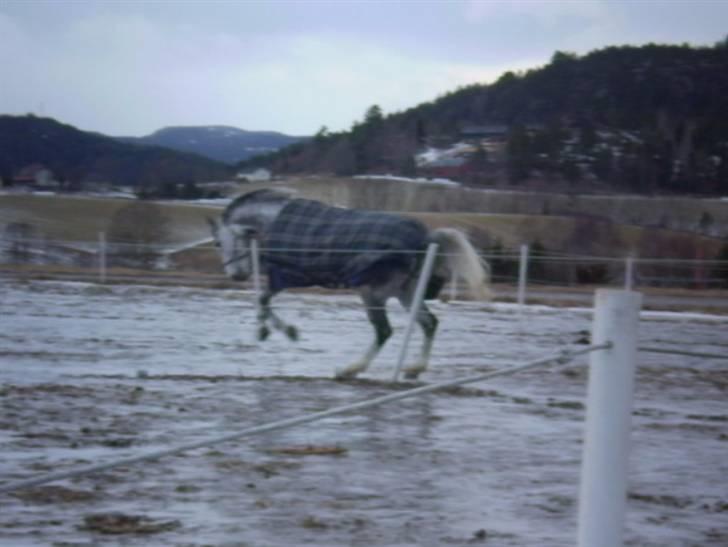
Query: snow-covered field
xmin=1 ymin=281 xmax=726 ymax=546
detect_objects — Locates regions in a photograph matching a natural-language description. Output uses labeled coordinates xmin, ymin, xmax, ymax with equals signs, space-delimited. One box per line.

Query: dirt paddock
xmin=1 ymin=281 xmax=726 ymax=545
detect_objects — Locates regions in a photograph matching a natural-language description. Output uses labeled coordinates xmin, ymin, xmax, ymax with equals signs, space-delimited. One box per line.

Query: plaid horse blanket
xmin=263 ymin=198 xmax=430 ymax=290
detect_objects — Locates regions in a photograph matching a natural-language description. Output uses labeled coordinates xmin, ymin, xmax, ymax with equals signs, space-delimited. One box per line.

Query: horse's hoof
xmin=285 ymin=325 xmax=299 ymax=341
xmin=258 ymin=325 xmax=270 ymax=341
xmin=403 ymin=369 xmax=423 ymax=380
xmin=335 ymin=367 xmax=359 ymax=380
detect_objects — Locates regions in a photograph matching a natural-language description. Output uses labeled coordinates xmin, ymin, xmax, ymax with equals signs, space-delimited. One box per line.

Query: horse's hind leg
xmin=335 ymin=291 xmax=391 ymax=379
xmin=398 ymin=297 xmax=439 ymax=380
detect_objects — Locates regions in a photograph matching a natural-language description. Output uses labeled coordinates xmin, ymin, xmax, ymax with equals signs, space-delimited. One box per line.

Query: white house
xmin=13 ymin=164 xmax=58 ymax=189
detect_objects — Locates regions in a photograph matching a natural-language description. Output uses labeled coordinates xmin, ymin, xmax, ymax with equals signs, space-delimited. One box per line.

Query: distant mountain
xmin=118 ymin=126 xmax=308 ymax=164
xmin=253 ymin=43 xmax=728 ymax=196
xmin=0 ymin=116 xmax=232 ymax=188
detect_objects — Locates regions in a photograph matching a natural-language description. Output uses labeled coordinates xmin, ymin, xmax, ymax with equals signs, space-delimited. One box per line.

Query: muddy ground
xmin=1 ymin=281 xmax=726 ymax=546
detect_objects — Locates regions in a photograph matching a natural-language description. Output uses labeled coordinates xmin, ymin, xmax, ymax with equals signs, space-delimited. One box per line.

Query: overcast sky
xmin=1 ymin=0 xmax=726 ymax=137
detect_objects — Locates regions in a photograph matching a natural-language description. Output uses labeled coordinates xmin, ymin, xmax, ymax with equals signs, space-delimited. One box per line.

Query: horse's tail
xmin=430 ymin=228 xmax=492 ymax=300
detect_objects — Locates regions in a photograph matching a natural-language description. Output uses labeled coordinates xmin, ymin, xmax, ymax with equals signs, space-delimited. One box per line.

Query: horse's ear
xmin=230 ymin=224 xmax=258 ymax=238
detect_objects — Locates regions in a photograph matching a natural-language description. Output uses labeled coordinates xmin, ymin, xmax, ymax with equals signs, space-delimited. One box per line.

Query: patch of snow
xmin=354 ymin=174 xmax=460 ymax=186
xmin=415 ymin=142 xmax=475 ymax=168
xmin=191 ymin=198 xmax=231 ymax=206
xmin=619 ymin=130 xmax=642 ymax=144
xmin=416 ymin=147 xmax=442 ymax=163
xmin=86 ymin=191 xmax=136 ymax=199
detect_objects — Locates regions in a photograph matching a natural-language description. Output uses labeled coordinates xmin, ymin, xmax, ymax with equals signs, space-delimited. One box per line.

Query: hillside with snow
xmin=118 ymin=125 xmax=308 ymax=164
xmin=251 ymin=44 xmax=728 ymax=196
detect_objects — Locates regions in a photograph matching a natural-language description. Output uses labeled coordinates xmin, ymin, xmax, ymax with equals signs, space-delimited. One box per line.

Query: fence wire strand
xmin=3 ymin=235 xmax=728 ymax=290
xmin=638 ymin=346 xmax=728 ymax=360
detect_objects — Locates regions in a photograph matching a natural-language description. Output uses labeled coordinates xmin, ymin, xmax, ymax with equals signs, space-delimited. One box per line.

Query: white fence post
xmin=393 ymin=243 xmax=439 ymax=382
xmin=624 ymin=255 xmax=635 ymax=290
xmin=517 ymin=244 xmax=529 ymax=310
xmin=98 ymin=231 xmax=106 ymax=284
xmin=448 ymin=274 xmax=457 ymax=302
xmin=250 ymin=238 xmax=261 ymax=317
xmin=578 ymin=289 xmax=642 ymax=547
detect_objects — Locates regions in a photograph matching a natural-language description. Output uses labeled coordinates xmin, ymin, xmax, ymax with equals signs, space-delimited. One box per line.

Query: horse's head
xmin=209 ymin=190 xmax=290 ymax=282
xmin=209 ymin=217 xmax=258 ymax=282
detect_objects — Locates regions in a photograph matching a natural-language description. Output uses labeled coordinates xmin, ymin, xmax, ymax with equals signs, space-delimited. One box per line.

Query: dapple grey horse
xmin=209 ymin=189 xmax=490 ymax=379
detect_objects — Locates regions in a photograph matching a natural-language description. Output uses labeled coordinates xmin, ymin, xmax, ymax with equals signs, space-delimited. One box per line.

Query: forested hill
xmin=249 ymin=43 xmax=728 ymax=195
xmin=0 ymin=115 xmax=231 ymax=188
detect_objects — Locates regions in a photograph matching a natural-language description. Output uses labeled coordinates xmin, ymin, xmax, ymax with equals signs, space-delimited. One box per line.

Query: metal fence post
xmin=578 ymin=289 xmax=642 ymax=547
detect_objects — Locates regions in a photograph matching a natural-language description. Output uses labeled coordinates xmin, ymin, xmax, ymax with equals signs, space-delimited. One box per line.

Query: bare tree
xmin=3 ymin=222 xmax=36 ymax=263
xmin=106 ymin=202 xmax=170 ymax=268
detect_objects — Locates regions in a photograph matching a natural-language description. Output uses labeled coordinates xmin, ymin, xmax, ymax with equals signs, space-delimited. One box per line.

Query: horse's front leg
xmin=256 ymin=291 xmax=273 ymax=341
xmin=399 ymin=299 xmax=439 ymax=380
xmin=335 ymin=293 xmax=391 ymax=379
xmin=256 ymin=290 xmax=298 ymax=341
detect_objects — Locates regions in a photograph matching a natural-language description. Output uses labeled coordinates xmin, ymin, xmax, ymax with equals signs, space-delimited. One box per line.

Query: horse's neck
xmin=229 ymin=199 xmax=288 ymax=234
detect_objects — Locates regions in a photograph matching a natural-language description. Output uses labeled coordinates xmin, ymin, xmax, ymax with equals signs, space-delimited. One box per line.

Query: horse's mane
xmin=223 ymin=189 xmax=290 ymax=222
